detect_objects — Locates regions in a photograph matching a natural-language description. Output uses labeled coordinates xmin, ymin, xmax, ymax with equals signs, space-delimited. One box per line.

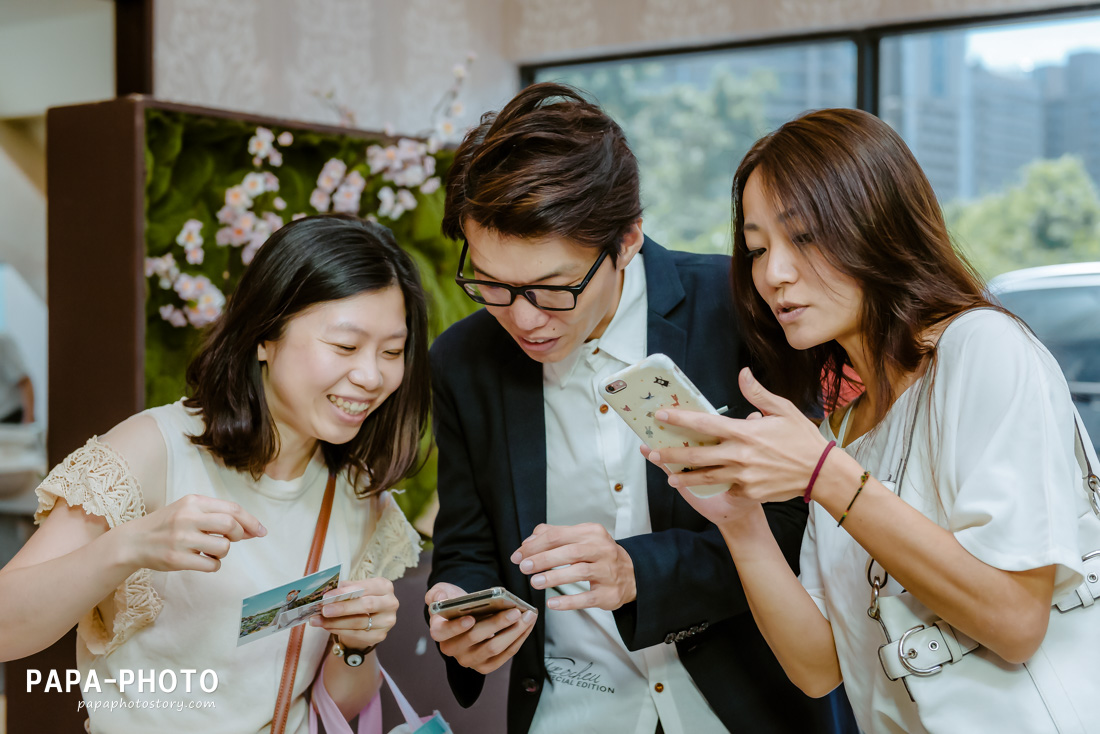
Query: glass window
xmin=993 ymin=276 xmax=1100 ymax=451
xmin=880 ymin=14 xmax=1100 ymax=279
xmin=535 ymin=41 xmax=858 ymax=254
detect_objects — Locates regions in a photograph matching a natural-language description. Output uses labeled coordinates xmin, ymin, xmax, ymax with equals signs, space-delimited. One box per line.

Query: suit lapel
xmin=500 ymin=347 xmax=547 ymax=640
xmin=643 ymin=240 xmax=688 ymax=532
xmin=501 ymin=350 xmax=547 ymax=542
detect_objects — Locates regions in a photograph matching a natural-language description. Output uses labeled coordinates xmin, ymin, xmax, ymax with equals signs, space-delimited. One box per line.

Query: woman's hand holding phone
xmin=600 ymin=353 xmax=729 ymax=497
xmin=645 ymin=368 xmax=831 ymax=510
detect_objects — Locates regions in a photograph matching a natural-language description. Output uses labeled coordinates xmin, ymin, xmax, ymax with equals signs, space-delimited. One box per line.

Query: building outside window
xmin=881 ymin=13 xmax=1100 ymax=278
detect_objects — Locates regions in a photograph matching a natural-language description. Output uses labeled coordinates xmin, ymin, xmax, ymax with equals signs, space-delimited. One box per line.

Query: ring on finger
xmin=365 ymin=613 xmax=373 ymax=632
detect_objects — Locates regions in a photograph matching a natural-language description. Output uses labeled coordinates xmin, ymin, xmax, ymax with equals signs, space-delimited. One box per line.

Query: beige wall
xmin=154 ymin=0 xmax=1099 ymax=135
xmin=0 ymin=0 xmax=112 ymax=301
xmin=155 ymin=0 xmax=517 ymax=137
xmin=0 ymin=139 xmax=45 ymax=299
xmin=0 ymin=1 xmax=114 ymax=119
xmin=505 ymin=0 xmax=1100 ymax=63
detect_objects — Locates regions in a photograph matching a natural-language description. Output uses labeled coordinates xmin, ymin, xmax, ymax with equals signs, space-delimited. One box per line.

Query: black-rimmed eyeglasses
xmin=454 ymin=240 xmax=608 ymax=312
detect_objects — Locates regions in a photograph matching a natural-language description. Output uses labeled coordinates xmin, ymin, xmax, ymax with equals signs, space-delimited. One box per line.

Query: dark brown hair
xmin=730 ymin=108 xmax=993 ymax=421
xmin=184 ymin=214 xmax=430 ymax=495
xmin=442 ymin=82 xmax=642 ymax=262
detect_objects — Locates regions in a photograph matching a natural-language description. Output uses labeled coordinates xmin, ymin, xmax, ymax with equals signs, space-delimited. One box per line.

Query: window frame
xmin=519 ymin=3 xmax=1100 ymax=120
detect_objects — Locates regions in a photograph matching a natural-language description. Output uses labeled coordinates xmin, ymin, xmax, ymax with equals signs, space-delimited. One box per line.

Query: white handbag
xmin=867 ymin=397 xmax=1100 ymax=734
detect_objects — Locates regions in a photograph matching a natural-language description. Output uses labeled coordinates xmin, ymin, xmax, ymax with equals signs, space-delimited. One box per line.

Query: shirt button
xmin=522 ymin=678 xmax=539 ymax=693
xmin=593 ymin=347 xmax=600 ymax=355
xmin=599 ymin=404 xmax=609 ymax=414
xmin=614 ymin=483 xmax=623 ymax=492
xmin=654 ymin=683 xmax=664 ymax=693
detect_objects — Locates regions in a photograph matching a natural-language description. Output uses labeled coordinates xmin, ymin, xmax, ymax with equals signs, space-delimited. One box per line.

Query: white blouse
xmin=800 ymin=309 xmax=1089 ymax=733
xmin=35 ymin=401 xmax=422 ymax=734
xmin=535 ymin=254 xmax=725 ymax=734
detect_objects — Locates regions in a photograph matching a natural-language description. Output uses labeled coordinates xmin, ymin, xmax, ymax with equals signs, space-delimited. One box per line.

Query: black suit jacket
xmin=428 ymin=239 xmax=856 ymax=733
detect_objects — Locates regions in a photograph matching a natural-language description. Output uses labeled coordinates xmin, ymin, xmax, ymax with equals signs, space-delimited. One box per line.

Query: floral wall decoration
xmin=143 ymin=57 xmax=479 ymax=527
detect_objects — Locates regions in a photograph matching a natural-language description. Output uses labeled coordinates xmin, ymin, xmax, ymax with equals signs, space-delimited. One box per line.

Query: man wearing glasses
xmin=425 ymin=82 xmax=855 ymax=734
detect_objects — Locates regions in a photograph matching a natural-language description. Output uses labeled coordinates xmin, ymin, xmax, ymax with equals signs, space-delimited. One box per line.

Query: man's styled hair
xmin=184 ymin=214 xmax=430 ymax=495
xmin=442 ymin=82 xmax=642 ymax=262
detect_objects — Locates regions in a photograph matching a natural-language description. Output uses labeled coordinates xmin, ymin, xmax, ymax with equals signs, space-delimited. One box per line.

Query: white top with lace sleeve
xmin=34 ymin=400 xmax=421 ymax=734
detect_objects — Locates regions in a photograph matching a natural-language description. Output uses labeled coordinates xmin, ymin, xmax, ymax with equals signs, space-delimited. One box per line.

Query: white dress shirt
xmin=529 ymin=254 xmax=727 ymax=734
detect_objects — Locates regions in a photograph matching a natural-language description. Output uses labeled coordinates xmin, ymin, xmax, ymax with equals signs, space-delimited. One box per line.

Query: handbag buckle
xmin=866 ymin=559 xmax=889 ymax=620
xmin=1088 ymin=474 xmax=1100 ymax=517
xmin=898 ymin=625 xmax=944 ymax=677
xmin=867 ymin=577 xmax=882 ymax=619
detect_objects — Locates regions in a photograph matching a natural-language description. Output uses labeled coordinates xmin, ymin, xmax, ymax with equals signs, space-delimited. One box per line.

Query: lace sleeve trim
xmin=34 ymin=437 xmax=164 ymax=656
xmin=349 ymin=493 xmax=423 ymax=582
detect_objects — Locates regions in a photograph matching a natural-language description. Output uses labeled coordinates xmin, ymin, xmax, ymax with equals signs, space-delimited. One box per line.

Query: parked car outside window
xmin=988 ymin=262 xmax=1100 ymax=453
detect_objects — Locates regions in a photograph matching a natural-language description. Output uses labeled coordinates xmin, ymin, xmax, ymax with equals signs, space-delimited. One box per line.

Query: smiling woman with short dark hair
xmin=0 ymin=214 xmax=429 ymax=733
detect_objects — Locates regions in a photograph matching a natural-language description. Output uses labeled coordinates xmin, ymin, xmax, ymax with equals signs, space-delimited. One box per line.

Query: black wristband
xmin=330 ymin=635 xmax=377 ymax=667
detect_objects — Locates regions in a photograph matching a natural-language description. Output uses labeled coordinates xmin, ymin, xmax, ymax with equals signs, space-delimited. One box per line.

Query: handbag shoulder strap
xmin=872 ymin=386 xmax=1100 ymax=595
xmin=892 ymin=372 xmax=1100 ymax=508
xmin=886 ymin=368 xmax=932 ymax=498
xmin=865 ymin=368 xmax=933 ymax=592
xmin=1071 ymin=410 xmax=1100 ymax=518
xmin=308 ymin=661 xmax=432 ymax=734
xmin=379 ymin=665 xmax=429 ymax=730
xmin=272 ymin=472 xmax=338 ymax=734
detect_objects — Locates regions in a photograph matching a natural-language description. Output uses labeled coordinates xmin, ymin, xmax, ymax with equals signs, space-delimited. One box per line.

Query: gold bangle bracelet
xmin=837 ymin=471 xmax=871 ymax=527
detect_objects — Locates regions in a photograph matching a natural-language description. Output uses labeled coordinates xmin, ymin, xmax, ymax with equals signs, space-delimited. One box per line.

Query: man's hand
xmin=510 ymin=523 xmax=636 ymax=611
xmin=425 ymin=582 xmax=537 ymax=675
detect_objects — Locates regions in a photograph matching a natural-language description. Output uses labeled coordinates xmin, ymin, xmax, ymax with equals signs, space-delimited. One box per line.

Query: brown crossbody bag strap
xmin=271 ymin=472 xmax=337 ymax=734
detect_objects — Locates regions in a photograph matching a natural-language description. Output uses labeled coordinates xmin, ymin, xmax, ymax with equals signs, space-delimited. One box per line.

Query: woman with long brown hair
xmin=642 ymin=109 xmax=1097 ymax=732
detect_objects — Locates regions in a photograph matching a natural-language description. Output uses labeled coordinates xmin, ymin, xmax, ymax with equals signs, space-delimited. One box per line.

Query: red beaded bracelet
xmin=804 ymin=440 xmax=836 ymax=503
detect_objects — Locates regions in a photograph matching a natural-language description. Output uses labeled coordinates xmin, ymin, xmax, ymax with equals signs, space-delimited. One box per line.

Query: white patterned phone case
xmin=600 ymin=353 xmax=728 ymax=498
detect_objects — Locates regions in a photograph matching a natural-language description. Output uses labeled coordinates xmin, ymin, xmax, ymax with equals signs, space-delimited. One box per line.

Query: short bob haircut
xmin=442 ymin=82 xmax=642 ymax=263
xmin=730 ymin=108 xmax=994 ymax=421
xmin=184 ymin=214 xmax=430 ymax=495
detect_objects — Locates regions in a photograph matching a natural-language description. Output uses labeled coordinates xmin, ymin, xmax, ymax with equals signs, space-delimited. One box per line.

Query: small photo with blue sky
xmin=237 ymin=563 xmax=342 ymax=645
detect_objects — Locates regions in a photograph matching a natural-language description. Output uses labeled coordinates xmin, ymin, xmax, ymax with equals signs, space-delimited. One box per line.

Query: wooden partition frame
xmin=47 ymin=96 xmax=147 ymax=467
